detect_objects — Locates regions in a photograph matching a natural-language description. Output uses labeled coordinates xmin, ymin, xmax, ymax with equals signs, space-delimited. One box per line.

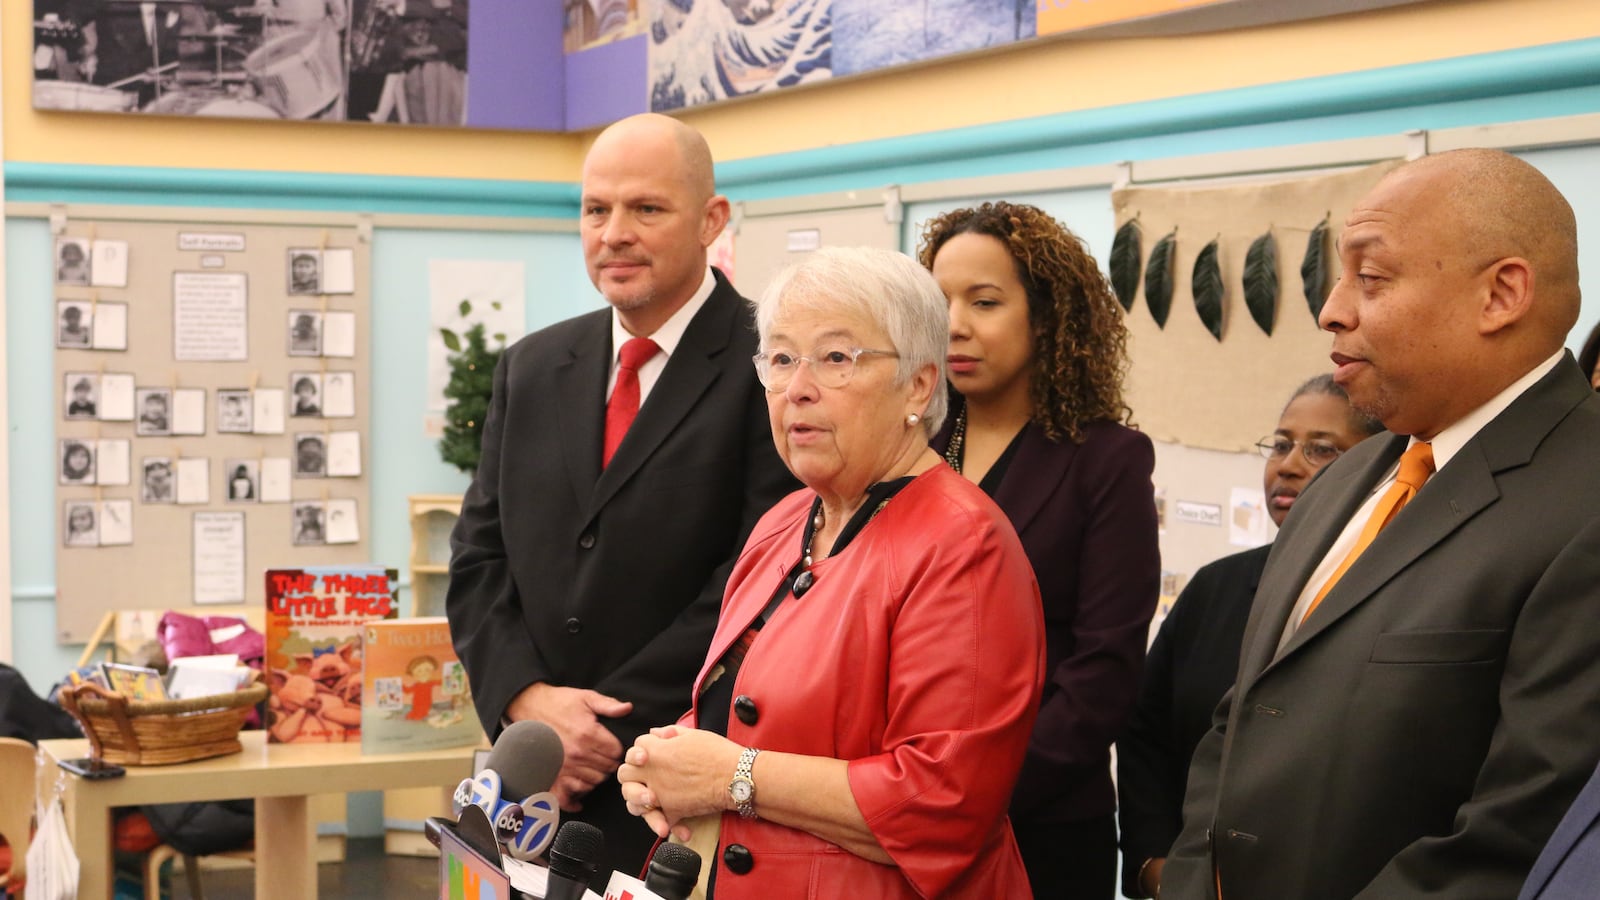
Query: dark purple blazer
xmin=933 ymin=407 xmax=1161 ymax=824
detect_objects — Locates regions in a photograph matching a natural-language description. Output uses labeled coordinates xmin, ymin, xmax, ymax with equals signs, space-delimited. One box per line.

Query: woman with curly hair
xmin=921 ymin=202 xmax=1160 ymax=898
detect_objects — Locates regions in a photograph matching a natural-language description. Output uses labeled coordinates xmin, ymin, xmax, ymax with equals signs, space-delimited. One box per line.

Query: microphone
xmin=546 ymin=820 xmax=605 ymax=900
xmin=453 ymin=720 xmax=565 ymax=861
xmin=644 ymin=843 xmax=701 ymax=900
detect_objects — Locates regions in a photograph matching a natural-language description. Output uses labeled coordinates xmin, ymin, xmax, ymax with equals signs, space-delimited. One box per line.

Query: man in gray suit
xmin=1163 ymin=149 xmax=1600 ymax=899
xmin=448 ymin=114 xmax=795 ymax=881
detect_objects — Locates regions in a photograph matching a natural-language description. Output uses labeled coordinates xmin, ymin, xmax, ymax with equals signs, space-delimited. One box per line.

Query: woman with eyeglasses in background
xmin=1116 ymin=374 xmax=1383 ymax=899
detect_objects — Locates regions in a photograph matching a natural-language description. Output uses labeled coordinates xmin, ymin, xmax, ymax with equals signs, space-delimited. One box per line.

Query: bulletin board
xmin=52 ymin=216 xmax=371 ymax=644
xmin=1112 ymin=160 xmax=1402 ymax=452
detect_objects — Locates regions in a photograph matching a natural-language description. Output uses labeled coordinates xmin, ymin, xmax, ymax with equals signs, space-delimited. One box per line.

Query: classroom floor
xmin=166 ymin=837 xmax=436 ymax=899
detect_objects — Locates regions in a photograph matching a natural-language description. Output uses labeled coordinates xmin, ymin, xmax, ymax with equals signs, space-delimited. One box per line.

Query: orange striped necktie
xmin=1300 ymin=441 xmax=1436 ymax=627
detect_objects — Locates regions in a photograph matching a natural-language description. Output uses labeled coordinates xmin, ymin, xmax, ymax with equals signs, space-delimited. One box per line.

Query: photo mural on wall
xmin=32 ymin=0 xmax=468 ymax=125
xmin=647 ymin=0 xmax=831 ymax=112
xmin=33 ymin=0 xmax=1434 ymax=129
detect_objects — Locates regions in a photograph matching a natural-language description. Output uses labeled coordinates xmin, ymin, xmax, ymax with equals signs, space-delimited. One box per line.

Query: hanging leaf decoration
xmin=1145 ymin=229 xmax=1177 ymax=329
xmin=1192 ymin=239 xmax=1224 ymax=341
xmin=1109 ymin=218 xmax=1143 ymax=312
xmin=1302 ymin=215 xmax=1331 ymax=321
xmin=1243 ymin=230 xmax=1278 ymax=336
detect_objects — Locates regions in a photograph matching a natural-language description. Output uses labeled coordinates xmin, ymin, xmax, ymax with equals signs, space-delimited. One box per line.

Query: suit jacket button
xmin=565 ymin=617 xmax=582 ymax=634
xmin=723 ymin=843 xmax=754 ymax=875
xmin=578 ymin=533 xmax=596 ymax=549
xmin=733 ymin=695 xmax=759 ymax=726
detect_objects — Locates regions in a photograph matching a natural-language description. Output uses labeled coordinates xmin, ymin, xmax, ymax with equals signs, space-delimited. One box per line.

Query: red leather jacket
xmin=683 ymin=466 xmax=1045 ymax=898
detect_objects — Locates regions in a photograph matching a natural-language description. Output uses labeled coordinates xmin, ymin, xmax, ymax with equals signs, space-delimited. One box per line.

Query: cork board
xmin=52 ymin=217 xmax=371 ymax=643
xmin=1114 ymin=160 xmax=1402 ymax=451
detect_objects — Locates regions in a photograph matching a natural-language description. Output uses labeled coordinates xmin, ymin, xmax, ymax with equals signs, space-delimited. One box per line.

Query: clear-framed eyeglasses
xmin=752 ymin=346 xmax=899 ymax=392
xmin=1255 ymin=435 xmax=1344 ymax=467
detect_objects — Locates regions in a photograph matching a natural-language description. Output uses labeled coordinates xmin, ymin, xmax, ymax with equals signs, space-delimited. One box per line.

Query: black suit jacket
xmin=1117 ymin=544 xmax=1267 ymax=897
xmin=447 ymin=271 xmax=796 ymax=876
xmin=933 ymin=412 xmax=1160 ymax=826
xmin=1165 ymin=356 xmax=1600 ymax=900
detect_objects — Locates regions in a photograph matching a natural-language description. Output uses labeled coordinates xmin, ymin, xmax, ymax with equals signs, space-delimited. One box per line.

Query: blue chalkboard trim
xmin=7 ymin=39 xmax=1598 ymax=212
xmin=4 ymin=163 xmax=582 ymax=219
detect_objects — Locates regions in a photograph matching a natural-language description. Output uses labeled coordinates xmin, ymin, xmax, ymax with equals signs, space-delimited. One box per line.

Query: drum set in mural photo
xmin=32 ymin=0 xmax=468 ymax=126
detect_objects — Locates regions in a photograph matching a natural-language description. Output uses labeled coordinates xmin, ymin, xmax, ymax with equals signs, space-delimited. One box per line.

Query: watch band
xmin=732 ymin=746 xmax=760 ymax=819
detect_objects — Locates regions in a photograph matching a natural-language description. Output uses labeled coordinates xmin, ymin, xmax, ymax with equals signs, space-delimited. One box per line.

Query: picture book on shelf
xmin=264 ymin=565 xmax=398 ymax=743
xmin=361 ymin=617 xmax=481 ymax=754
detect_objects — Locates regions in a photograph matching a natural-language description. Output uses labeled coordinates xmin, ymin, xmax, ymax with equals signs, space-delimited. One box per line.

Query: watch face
xmin=730 ymin=779 xmax=753 ymax=803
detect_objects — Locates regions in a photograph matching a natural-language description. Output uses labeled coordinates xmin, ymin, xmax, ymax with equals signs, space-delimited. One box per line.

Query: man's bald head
xmin=585 ymin=113 xmax=716 ymax=203
xmin=1322 ymin=149 xmax=1582 ymax=438
xmin=579 ymin=114 xmax=731 ymax=334
xmin=1389 ymin=148 xmax=1580 ymax=340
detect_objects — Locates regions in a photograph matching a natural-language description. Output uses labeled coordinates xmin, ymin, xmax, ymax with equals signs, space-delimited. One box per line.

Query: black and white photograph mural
xmin=32 ymin=0 xmax=468 ymax=125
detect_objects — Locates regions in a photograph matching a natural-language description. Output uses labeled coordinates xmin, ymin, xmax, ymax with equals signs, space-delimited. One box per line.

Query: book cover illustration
xmin=101 ymin=662 xmax=168 ymax=701
xmin=361 ymin=616 xmax=481 ymax=754
xmin=265 ymin=565 xmax=398 ymax=743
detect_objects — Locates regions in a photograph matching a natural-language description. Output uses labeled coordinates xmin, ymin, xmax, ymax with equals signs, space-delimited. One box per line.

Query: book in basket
xmin=360 ymin=617 xmax=481 ymax=754
xmin=264 ymin=565 xmax=398 ymax=743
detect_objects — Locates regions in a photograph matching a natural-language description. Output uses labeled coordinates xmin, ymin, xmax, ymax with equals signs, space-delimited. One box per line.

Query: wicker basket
xmin=59 ymin=678 xmax=269 ymax=766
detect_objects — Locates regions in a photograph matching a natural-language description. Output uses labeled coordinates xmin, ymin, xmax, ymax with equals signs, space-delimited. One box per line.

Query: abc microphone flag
xmin=453 ymin=720 xmax=565 ymax=861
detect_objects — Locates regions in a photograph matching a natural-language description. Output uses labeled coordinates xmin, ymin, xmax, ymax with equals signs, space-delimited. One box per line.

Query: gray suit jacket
xmin=1165 ymin=355 xmax=1600 ymax=900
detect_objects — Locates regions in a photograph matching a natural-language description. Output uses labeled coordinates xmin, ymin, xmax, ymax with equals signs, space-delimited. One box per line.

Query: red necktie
xmin=603 ymin=337 xmax=660 ymax=467
xmin=1301 ymin=441 xmax=1435 ymax=626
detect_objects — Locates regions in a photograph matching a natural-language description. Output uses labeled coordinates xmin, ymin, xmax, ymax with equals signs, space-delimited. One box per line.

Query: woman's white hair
xmin=752 ymin=246 xmax=948 ymax=436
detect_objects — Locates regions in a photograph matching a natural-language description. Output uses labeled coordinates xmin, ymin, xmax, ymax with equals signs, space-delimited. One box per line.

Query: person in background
xmin=920 ymin=201 xmax=1159 ymax=898
xmin=618 ymin=246 xmax=1044 ymax=898
xmin=447 ymin=112 xmax=795 ymax=884
xmin=1577 ymin=319 xmax=1600 ymax=391
xmin=1117 ymin=375 xmax=1383 ymax=899
xmin=1163 ymin=149 xmax=1600 ymax=900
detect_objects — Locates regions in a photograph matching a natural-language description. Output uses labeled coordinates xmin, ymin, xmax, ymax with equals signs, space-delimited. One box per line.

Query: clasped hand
xmin=618 ymin=726 xmax=742 ymax=841
xmin=505 ymin=682 xmax=632 ymax=812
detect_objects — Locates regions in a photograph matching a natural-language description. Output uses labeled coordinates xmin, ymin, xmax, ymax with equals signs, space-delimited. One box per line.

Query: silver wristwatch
xmin=728 ymin=747 xmax=760 ymax=819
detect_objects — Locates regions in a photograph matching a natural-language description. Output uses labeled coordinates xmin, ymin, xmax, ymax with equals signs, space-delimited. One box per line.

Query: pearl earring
xmin=906 ymin=414 xmax=920 ymax=426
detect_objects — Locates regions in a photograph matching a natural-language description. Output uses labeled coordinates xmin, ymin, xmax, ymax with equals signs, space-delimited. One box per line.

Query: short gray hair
xmin=752 ymin=246 xmax=948 ymax=436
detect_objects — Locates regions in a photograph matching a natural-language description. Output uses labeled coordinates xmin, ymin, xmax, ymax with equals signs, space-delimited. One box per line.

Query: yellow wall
xmin=7 ymin=0 xmax=1599 ymax=180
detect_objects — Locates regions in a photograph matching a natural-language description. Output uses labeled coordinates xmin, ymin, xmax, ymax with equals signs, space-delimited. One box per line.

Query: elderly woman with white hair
xmin=618 ymin=246 xmax=1045 ymax=898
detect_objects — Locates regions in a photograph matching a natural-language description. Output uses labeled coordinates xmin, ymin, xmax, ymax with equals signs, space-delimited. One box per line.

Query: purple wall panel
xmin=467 ymin=0 xmax=565 ymax=131
xmin=564 ymin=36 xmax=649 ymax=131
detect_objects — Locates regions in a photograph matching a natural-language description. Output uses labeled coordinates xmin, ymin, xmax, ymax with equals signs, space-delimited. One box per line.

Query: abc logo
xmin=494 ymin=803 xmax=526 ymax=841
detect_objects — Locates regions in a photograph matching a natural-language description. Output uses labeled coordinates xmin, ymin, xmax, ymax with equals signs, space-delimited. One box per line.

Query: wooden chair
xmin=0 ymin=737 xmax=36 ymax=896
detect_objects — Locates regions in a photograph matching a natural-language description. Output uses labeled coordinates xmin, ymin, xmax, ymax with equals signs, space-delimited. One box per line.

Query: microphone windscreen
xmin=548 ymin=820 xmax=605 ymax=881
xmin=485 ymin=720 xmax=565 ymax=800
xmin=646 ymin=841 xmax=701 ymax=896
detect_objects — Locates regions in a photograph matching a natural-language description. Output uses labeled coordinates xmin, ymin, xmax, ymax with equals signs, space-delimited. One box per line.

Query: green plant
xmin=439 ymin=301 xmax=507 ymax=474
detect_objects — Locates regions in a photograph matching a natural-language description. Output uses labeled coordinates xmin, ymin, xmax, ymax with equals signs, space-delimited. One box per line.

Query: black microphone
xmin=644 ymin=842 xmax=702 ymax=900
xmin=545 ymin=820 xmax=604 ymax=900
xmin=453 ymin=720 xmax=566 ymax=860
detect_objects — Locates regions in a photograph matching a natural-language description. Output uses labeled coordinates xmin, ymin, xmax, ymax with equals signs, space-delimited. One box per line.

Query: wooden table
xmin=37 ymin=732 xmax=477 ymax=899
